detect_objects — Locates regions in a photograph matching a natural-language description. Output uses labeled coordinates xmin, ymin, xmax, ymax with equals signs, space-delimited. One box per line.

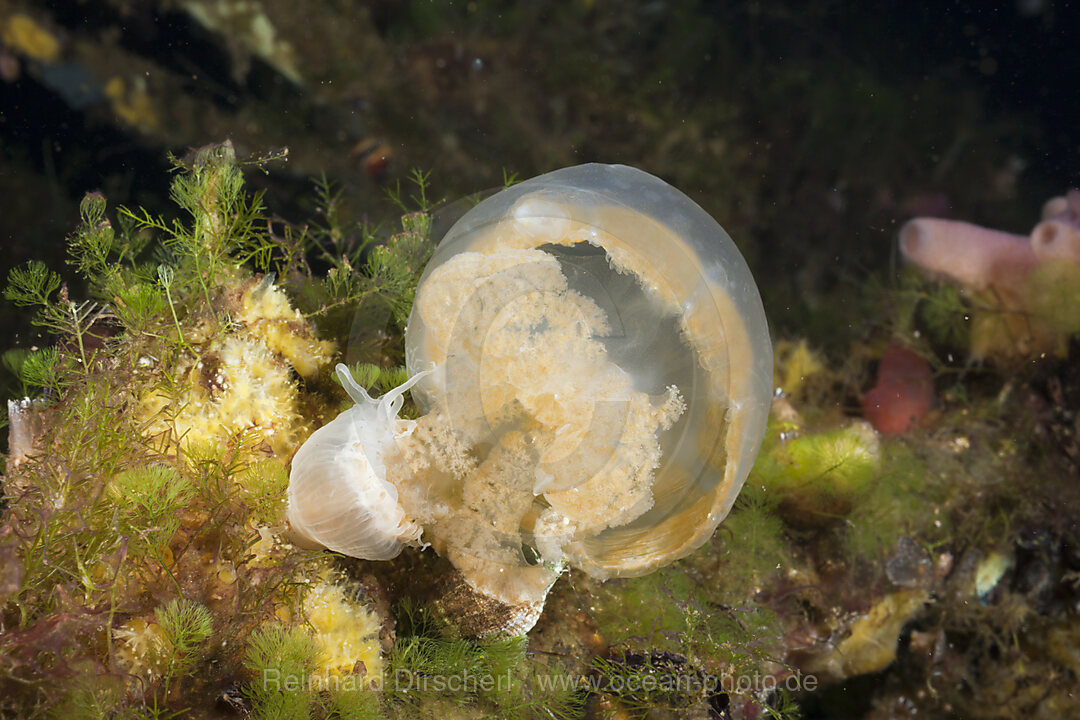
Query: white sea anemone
xmin=285 ymin=364 xmax=428 ymax=559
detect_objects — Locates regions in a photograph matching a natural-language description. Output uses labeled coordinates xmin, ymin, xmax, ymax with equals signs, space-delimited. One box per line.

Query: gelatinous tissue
xmin=288 ymin=164 xmax=773 ymax=632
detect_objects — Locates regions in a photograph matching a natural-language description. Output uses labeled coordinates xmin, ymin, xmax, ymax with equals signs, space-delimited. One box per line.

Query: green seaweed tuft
xmin=751 ymin=423 xmax=880 ymax=527
xmin=843 ymin=440 xmax=940 ymax=565
xmin=243 ymin=624 xmax=324 ymax=720
xmin=238 ymin=459 xmax=291 ymax=526
xmin=155 ymin=597 xmax=213 ymax=698
xmin=109 ymin=466 xmax=193 ymax=560
xmin=714 ymin=485 xmax=791 ymax=602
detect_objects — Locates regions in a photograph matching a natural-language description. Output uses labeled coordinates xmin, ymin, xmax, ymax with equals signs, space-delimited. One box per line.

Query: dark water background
xmin=1 ymin=0 xmax=1077 ymax=353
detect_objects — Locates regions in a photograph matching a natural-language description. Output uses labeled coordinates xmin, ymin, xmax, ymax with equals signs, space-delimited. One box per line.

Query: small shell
xmin=286 ymin=364 xmax=427 ymax=559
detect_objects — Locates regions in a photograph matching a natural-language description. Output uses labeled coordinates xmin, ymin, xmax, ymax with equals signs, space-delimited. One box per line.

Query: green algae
xmin=0 ymin=143 xmax=433 ymax=718
xmin=712 ymin=488 xmax=792 ymax=604
xmin=382 ymin=599 xmax=583 ymax=720
xmin=586 ymin=567 xmax=796 ymax=718
xmin=0 ymin=145 xmax=601 ymax=720
xmin=1024 ymin=261 xmax=1080 ymax=335
xmin=754 ymin=424 xmax=880 ymax=526
xmin=4 ymin=139 xmax=1077 ymax=719
xmin=842 ymin=441 xmax=944 ymax=565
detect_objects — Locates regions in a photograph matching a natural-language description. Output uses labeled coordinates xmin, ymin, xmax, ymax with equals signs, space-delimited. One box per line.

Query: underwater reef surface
xmin=1 ymin=1 xmax=1079 ymax=718
xmin=0 ymin=143 xmax=1078 ymax=720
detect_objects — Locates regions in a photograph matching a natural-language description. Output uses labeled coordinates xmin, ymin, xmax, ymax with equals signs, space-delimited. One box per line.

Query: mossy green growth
xmin=40 ymin=667 xmax=131 ymax=720
xmin=0 ymin=142 xmax=438 ymax=718
xmin=752 ymin=422 xmax=881 ymax=527
xmin=843 ymin=440 xmax=943 ymax=565
xmin=713 ymin=485 xmax=791 ymax=603
xmin=1024 ymin=261 xmax=1080 ymax=334
xmin=772 ymin=338 xmax=828 ymax=403
xmin=895 ymin=258 xmax=1080 ymax=361
xmin=590 ymin=565 xmax=707 ymax=642
xmin=108 ymin=465 xmax=194 ymax=560
xmin=243 ymin=624 xmax=326 ymax=720
xmin=297 ymin=169 xmax=436 ymax=358
xmin=751 ymin=407 xmax=941 ymax=566
xmin=154 ymin=598 xmax=214 ymax=698
xmin=237 ymin=458 xmax=292 ymax=526
xmin=385 ymin=600 xmax=583 ymax=720
xmin=241 ymin=620 xmax=399 ymax=720
xmin=892 ymin=272 xmax=972 ymax=351
xmin=589 ymin=578 xmax=795 ymax=717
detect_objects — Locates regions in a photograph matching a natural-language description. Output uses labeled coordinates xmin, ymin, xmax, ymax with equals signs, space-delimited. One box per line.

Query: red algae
xmin=862 ymin=345 xmax=933 ymax=434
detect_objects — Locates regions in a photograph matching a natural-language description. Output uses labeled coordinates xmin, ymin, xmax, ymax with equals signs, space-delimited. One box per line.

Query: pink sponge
xmin=898 ymin=190 xmax=1080 ymax=360
xmin=898 ymin=218 xmax=1037 ymax=300
xmin=1031 ymin=190 xmax=1080 ymax=263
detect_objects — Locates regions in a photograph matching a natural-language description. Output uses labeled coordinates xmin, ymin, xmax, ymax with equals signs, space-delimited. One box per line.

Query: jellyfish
xmin=287 ymin=164 xmax=773 ymax=634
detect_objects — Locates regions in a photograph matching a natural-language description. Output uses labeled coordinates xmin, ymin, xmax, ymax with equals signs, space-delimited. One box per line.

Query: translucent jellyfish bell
xmin=405 ymin=163 xmax=772 ymax=580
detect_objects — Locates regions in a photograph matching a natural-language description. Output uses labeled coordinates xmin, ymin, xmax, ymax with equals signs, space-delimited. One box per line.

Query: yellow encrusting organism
xmin=773 ymin=338 xmax=827 ymax=399
xmin=113 ymin=617 xmax=170 ymax=682
xmin=237 ymin=279 xmax=337 ymax=379
xmin=1 ymin=13 xmax=60 ymax=62
xmin=304 ymin=577 xmax=384 ymax=686
xmin=103 ymin=76 xmax=161 ymax=132
xmin=140 ymin=278 xmax=334 ymax=456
